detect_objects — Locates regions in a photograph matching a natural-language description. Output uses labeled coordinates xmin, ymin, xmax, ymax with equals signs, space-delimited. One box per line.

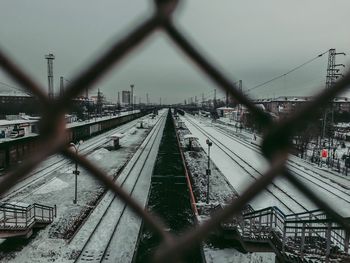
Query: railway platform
xmin=70 ymin=110 xmax=168 ymax=263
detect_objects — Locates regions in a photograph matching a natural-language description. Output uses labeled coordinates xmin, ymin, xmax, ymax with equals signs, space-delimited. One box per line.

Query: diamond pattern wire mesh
xmin=0 ymin=0 xmax=349 ymax=262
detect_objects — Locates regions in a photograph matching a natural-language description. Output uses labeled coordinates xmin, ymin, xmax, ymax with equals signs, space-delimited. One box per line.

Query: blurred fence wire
xmin=0 ymin=0 xmax=349 ymax=262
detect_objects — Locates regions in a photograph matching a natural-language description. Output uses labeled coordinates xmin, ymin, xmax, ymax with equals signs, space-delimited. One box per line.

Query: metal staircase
xmin=218 ymin=206 xmax=350 ymax=262
xmin=0 ymin=202 xmax=56 ymax=238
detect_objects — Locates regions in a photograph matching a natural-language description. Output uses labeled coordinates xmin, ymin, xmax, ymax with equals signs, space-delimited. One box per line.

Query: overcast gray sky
xmin=0 ymin=0 xmax=350 ymax=104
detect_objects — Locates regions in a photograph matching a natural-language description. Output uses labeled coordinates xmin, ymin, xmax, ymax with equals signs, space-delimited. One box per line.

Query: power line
xmin=247 ymin=50 xmax=330 ymax=92
xmin=0 ymin=80 xmax=32 ymax=95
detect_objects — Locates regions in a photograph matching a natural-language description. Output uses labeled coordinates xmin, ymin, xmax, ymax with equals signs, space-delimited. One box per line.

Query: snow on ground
xmin=176 ymin=118 xmax=274 ymax=262
xmin=35 ymin=178 xmax=69 ymax=195
xmin=0 ymin=113 xmax=161 ymax=263
xmin=181 ymin=114 xmax=350 ymax=217
xmin=69 ymin=110 xmax=168 ymax=263
xmin=204 ymin=246 xmax=275 ymax=263
xmin=181 ymin=115 xmax=307 ymax=213
xmin=217 ymin=118 xmax=350 ymax=217
xmin=178 ymin=128 xmax=238 ymax=205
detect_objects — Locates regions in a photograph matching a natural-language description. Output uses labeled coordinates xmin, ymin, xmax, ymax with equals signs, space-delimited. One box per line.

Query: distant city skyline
xmin=0 ymin=0 xmax=349 ymax=104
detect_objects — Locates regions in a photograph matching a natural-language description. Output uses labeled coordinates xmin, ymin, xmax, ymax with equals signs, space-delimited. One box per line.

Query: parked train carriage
xmin=72 ymin=125 xmax=90 ymax=142
xmin=0 ymin=149 xmax=6 ymax=169
xmin=0 ymin=136 xmax=40 ymax=169
xmin=89 ymin=123 xmax=101 ymax=136
xmin=0 ymin=111 xmax=149 ymax=170
xmin=65 ymin=129 xmax=74 ymax=143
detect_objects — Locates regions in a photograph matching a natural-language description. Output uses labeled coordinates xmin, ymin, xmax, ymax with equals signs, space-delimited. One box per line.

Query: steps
xmin=0 ymin=202 xmax=56 ymax=238
xmin=217 ymin=205 xmax=350 ymax=262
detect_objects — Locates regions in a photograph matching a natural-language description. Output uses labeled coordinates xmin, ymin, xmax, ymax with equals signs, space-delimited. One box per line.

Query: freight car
xmin=0 ymin=111 xmax=148 ymax=170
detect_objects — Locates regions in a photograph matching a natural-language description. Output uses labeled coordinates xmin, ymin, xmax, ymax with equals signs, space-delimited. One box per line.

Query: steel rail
xmin=184 ymin=115 xmax=307 ymax=213
xmin=73 ymin=112 xmax=167 ymax=262
xmin=211 ymin=119 xmax=350 ymax=205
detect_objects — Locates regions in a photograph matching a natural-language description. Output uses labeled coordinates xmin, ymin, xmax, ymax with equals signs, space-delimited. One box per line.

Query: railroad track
xmin=73 ymin=111 xmax=167 ymax=263
xmin=210 ymin=120 xmax=350 ymax=207
xmin=184 ymin=115 xmax=308 ymax=214
xmin=0 ymin=115 xmax=153 ymax=202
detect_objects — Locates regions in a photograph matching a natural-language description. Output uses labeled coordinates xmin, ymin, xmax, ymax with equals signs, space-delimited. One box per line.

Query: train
xmin=0 ymin=111 xmax=149 ymax=170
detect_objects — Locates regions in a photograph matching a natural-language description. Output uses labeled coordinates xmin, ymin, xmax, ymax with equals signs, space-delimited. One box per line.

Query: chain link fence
xmin=0 ymin=0 xmax=349 ymax=261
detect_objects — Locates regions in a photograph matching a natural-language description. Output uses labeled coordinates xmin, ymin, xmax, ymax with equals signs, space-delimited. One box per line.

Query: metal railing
xmin=227 ymin=206 xmax=350 ymax=261
xmin=0 ymin=0 xmax=349 ymax=261
xmin=0 ymin=203 xmax=56 ymax=229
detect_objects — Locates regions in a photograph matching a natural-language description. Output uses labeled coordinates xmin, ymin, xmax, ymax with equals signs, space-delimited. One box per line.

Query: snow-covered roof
xmin=255 ymin=104 xmax=266 ymax=111
xmin=333 ymin=97 xmax=349 ymax=102
xmin=216 ymin=107 xmax=235 ymax=110
xmin=0 ymin=92 xmax=31 ymax=97
xmin=109 ymin=132 xmax=124 ymax=139
xmin=255 ymin=96 xmax=350 ymax=103
xmin=0 ymin=119 xmax=38 ymax=127
xmin=184 ymin=134 xmax=198 ymax=140
xmin=334 ymin=122 xmax=350 ymax=128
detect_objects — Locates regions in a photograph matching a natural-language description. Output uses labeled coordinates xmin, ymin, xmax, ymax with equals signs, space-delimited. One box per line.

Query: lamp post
xmin=206 ymin=138 xmax=212 ymax=204
xmin=70 ymin=141 xmax=82 ymax=204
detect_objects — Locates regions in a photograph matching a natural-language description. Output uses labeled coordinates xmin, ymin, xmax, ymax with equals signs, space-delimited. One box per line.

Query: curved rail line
xmin=73 ymin=112 xmax=166 ymax=263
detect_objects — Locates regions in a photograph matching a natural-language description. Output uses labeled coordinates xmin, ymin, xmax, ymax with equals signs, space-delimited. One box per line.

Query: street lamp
xmin=70 ymin=140 xmax=83 ymax=204
xmin=206 ymin=138 xmax=213 ymax=204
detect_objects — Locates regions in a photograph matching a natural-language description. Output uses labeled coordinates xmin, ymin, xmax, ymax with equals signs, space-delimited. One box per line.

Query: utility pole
xmin=59 ymin=76 xmax=64 ymax=97
xmin=97 ymin=89 xmax=103 ymax=116
xmin=238 ymin=80 xmax=242 ymax=122
xmin=146 ymin=93 xmax=149 ymax=105
xmin=45 ymin=53 xmax=55 ymax=99
xmin=213 ymin=89 xmax=216 ymax=109
xmin=322 ymin=49 xmax=345 ymax=145
xmin=117 ymin=91 xmax=120 ymax=110
xmin=160 ymin=97 xmax=162 ymax=106
xmin=206 ymin=139 xmax=212 ymax=204
xmin=226 ymin=90 xmax=228 ymax=107
xmin=130 ymin=84 xmax=134 ymax=112
xmin=202 ymin=93 xmax=204 ymax=109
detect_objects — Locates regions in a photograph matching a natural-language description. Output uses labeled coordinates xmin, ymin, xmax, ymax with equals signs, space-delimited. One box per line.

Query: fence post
xmin=3 ymin=209 xmax=6 ymax=227
xmin=326 ymin=222 xmax=331 ymax=262
xmin=282 ymin=224 xmax=286 ymax=254
xmin=301 ymin=223 xmax=305 ymax=258
xmin=270 ymin=208 xmax=273 ymax=231
xmin=249 ymin=217 xmax=252 ymax=237
xmin=345 ymin=231 xmax=349 ymax=254
xmin=15 ymin=209 xmax=17 ymax=227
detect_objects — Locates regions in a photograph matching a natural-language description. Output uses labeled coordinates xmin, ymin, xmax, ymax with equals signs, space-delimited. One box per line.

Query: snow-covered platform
xmin=70 ymin=110 xmax=168 ymax=263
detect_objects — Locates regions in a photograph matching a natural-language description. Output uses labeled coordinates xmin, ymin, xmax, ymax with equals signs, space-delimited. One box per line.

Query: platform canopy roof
xmin=109 ymin=132 xmax=124 ymax=139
